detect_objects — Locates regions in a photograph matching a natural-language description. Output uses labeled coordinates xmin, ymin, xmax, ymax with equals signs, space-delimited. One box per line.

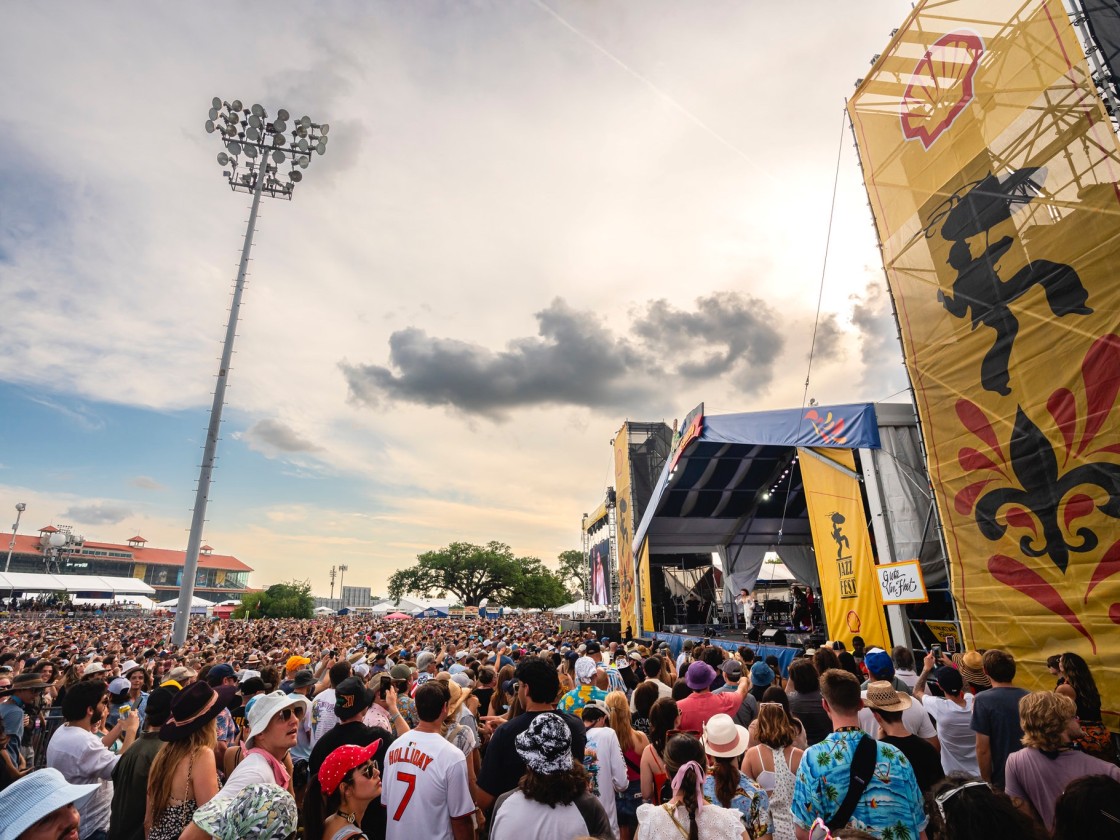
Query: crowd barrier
xmin=652 ymin=631 xmax=799 ymax=677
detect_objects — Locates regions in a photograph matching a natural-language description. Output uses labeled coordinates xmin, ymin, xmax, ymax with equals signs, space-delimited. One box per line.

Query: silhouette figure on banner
xmin=930 ymin=168 xmax=1092 ymax=395
xmin=830 ymin=511 xmax=849 ymax=559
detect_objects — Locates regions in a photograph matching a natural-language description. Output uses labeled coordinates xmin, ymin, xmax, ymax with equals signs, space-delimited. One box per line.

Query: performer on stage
xmin=791 ymin=585 xmax=810 ymax=629
xmin=737 ymin=587 xmax=756 ymax=629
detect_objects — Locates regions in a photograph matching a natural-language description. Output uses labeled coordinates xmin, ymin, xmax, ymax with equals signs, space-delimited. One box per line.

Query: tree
xmin=233 ymin=579 xmax=314 ymax=619
xmin=556 ymin=549 xmax=587 ymax=599
xmin=388 ymin=541 xmax=569 ymax=609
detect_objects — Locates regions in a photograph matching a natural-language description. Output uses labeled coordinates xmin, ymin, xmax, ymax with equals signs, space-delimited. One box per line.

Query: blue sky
xmin=1 ymin=1 xmax=913 ymax=594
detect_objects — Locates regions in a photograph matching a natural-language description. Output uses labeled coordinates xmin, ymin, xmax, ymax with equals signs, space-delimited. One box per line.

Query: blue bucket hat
xmin=750 ymin=661 xmax=774 ymax=687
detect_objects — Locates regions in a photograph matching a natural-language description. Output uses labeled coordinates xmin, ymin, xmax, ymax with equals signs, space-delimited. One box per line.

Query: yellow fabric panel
xmin=850 ymin=0 xmax=1120 ymax=725
xmin=799 ymin=448 xmax=890 ymax=651
xmin=614 ymin=424 xmax=638 ymax=635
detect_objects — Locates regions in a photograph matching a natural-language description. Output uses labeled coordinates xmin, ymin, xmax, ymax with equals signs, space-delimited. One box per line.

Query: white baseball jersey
xmin=382 ymin=729 xmax=474 ymax=840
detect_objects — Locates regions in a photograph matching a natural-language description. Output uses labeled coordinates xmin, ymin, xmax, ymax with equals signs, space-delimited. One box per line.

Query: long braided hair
xmin=664 ymin=734 xmax=705 ymax=840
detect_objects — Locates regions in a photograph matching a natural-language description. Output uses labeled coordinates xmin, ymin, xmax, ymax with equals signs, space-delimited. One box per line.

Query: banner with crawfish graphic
xmin=799 ymin=448 xmax=891 ymax=652
xmin=849 ymin=0 xmax=1120 ymax=723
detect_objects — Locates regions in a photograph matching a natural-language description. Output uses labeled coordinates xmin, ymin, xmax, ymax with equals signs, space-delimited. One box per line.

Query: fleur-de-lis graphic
xmin=953 ymin=335 xmax=1120 ymax=650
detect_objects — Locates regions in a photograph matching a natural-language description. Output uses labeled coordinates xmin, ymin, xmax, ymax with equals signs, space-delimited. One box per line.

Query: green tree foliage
xmin=233 ymin=579 xmax=314 ymax=619
xmin=388 ymin=541 xmax=569 ymax=609
xmin=556 ymin=549 xmax=587 ymax=599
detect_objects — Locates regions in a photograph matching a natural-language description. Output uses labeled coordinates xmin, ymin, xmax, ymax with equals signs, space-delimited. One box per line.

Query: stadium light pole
xmin=4 ymin=502 xmax=26 ymax=573
xmin=173 ymin=98 xmax=330 ymax=648
xmin=338 ymin=564 xmax=349 ymax=607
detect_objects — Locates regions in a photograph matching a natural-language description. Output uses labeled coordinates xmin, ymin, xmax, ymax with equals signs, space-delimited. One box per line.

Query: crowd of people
xmin=0 ymin=614 xmax=1117 ymax=840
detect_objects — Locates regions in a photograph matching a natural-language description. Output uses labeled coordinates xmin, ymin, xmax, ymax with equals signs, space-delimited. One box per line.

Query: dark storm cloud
xmin=243 ymin=419 xmax=323 ymax=453
xmin=341 ymin=293 xmax=785 ymax=418
xmin=809 ymin=313 xmax=843 ymax=361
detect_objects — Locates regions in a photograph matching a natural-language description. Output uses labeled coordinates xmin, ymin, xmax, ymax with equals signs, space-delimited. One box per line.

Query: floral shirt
xmin=397 ymin=693 xmax=418 ymax=728
xmin=703 ymin=772 xmax=773 ymax=839
xmin=558 ymin=684 xmax=609 ymax=718
xmin=791 ymin=729 xmax=927 ymax=840
xmin=215 ymin=707 xmax=240 ymax=746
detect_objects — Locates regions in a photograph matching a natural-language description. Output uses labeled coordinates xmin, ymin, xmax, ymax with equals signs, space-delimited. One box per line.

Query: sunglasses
xmin=933 ymin=780 xmax=990 ymax=820
xmin=346 ymin=759 xmax=380 ymax=783
xmin=276 ymin=706 xmax=304 ymax=722
xmin=808 ymin=818 xmax=833 ymax=840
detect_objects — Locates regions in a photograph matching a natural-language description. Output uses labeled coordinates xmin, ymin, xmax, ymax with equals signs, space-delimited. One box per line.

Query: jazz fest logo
xmin=900 ymin=30 xmax=984 ymax=150
xmin=804 ymin=409 xmax=848 ymax=445
xmin=829 ymin=512 xmax=858 ymax=600
xmin=952 ymin=336 xmax=1120 ymax=653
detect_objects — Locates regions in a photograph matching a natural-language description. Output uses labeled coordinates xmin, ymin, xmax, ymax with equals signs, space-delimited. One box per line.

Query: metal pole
xmin=338 ymin=565 xmax=347 ymax=608
xmin=173 ymin=160 xmax=268 ymax=648
xmin=4 ymin=504 xmax=25 ymax=574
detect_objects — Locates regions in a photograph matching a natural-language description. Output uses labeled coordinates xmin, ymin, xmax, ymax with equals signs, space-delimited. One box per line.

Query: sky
xmin=0 ymin=1 xmax=915 ymax=597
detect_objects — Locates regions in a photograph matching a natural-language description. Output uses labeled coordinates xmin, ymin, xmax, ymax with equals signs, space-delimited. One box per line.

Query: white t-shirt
xmin=310 ymin=688 xmax=337 ymax=746
xmin=584 ymin=726 xmax=627 ymax=837
xmin=921 ymin=693 xmax=980 ymax=776
xmin=630 ymin=678 xmax=673 ymax=711
xmin=45 ymin=725 xmax=118 ymax=839
xmin=206 ymin=752 xmax=277 ymax=806
xmin=382 ymin=729 xmax=474 ymax=840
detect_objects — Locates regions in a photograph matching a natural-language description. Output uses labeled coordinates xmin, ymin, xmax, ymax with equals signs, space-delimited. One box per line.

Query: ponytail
xmin=301 ymin=775 xmax=340 ymax=840
xmin=711 ymin=755 xmax=739 ymax=809
xmin=680 ymin=764 xmax=701 ymax=840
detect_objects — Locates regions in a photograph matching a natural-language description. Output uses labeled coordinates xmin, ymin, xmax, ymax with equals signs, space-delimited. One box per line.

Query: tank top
xmin=623 ymin=745 xmax=642 ymax=782
xmin=149 ymin=753 xmax=198 ymax=840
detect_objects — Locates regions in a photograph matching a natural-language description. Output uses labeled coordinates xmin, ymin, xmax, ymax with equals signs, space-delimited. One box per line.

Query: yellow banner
xmin=850 ymin=0 xmax=1120 ymax=723
xmin=614 ymin=424 xmax=638 ymax=635
xmin=638 ymin=539 xmax=654 ymax=633
xmin=799 ymin=448 xmax=890 ymax=650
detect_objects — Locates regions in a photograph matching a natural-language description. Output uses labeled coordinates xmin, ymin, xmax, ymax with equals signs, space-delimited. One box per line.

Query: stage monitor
xmin=761 ymin=628 xmax=787 ymax=646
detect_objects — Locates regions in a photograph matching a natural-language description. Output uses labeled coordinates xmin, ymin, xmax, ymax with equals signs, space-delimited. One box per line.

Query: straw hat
xmin=863 ymin=680 xmax=912 ymax=713
xmin=954 ymin=651 xmax=991 ymax=688
xmin=446 ymin=680 xmax=472 ymax=719
xmin=702 ymin=713 xmax=751 ymax=758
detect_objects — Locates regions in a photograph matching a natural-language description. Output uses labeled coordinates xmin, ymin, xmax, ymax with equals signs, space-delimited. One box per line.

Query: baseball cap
xmin=720 ymin=660 xmax=743 ymax=679
xmin=864 ymin=650 xmax=895 ymax=678
xmin=334 ymin=677 xmax=374 ymax=717
xmin=585 ymin=641 xmax=601 ymax=654
xmin=932 ymin=665 xmax=963 ymax=694
xmin=207 ymin=663 xmax=235 ymax=683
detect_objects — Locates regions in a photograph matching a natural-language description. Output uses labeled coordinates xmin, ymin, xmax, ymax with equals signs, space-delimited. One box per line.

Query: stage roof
xmin=633 ymin=403 xmax=880 ymax=556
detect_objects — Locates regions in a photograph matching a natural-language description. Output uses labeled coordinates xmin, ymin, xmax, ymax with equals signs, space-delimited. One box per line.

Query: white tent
xmin=314 ymin=606 xmax=336 ymax=614
xmin=553 ymin=599 xmax=608 ymax=615
xmin=156 ymin=595 xmax=214 ymax=614
xmin=0 ymin=572 xmax=156 ymax=596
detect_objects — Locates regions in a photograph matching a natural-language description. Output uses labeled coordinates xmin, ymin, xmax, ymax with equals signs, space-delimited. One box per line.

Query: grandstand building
xmin=2 ymin=525 xmax=252 ymax=600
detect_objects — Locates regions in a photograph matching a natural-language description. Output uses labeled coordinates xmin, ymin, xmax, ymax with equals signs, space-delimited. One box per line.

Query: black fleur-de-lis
xmin=974 ymin=408 xmax=1120 ymax=572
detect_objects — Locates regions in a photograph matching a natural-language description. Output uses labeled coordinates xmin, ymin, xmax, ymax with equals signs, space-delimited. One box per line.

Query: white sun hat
xmin=0 ymin=768 xmax=100 ymax=840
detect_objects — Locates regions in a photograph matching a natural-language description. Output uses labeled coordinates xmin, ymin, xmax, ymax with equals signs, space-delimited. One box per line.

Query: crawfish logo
xmin=954 ymin=335 xmax=1120 ymax=651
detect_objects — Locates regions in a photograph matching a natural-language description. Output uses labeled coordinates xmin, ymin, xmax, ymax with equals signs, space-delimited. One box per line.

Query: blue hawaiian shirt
xmin=558 ymin=684 xmax=608 ymax=718
xmin=791 ymin=729 xmax=927 ymax=840
xmin=702 ymin=772 xmax=773 ymax=839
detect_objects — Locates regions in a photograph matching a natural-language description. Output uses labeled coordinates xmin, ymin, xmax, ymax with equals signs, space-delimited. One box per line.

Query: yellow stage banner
xmin=638 ymin=539 xmax=654 ymax=634
xmin=850 ymin=0 xmax=1120 ymax=722
xmin=614 ymin=424 xmax=639 ymax=636
xmin=799 ymin=448 xmax=890 ymax=651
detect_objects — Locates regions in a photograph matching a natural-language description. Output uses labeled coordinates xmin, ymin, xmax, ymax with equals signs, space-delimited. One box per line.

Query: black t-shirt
xmin=881 ymin=733 xmax=945 ymax=793
xmin=473 ymin=687 xmax=495 ymax=717
xmin=477 ymin=710 xmax=587 ymax=800
xmin=308 ymin=720 xmax=395 ymax=839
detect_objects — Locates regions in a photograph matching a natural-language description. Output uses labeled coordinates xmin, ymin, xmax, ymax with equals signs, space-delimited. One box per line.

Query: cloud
xmin=850 ymin=282 xmax=909 ymax=397
xmin=809 ymin=313 xmax=844 ymax=362
xmin=342 ymin=293 xmax=784 ymax=418
xmin=60 ymin=504 xmax=132 ymax=525
xmin=130 ymin=476 xmax=166 ymax=491
xmin=25 ymin=396 xmax=104 ymax=432
xmin=241 ymin=419 xmax=323 ymax=455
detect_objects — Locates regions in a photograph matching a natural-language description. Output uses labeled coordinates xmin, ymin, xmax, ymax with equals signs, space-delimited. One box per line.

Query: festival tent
xmin=409 ymin=598 xmax=453 ymax=618
xmin=0 ymin=572 xmax=156 ymax=597
xmin=553 ymin=599 xmax=608 ymax=615
xmin=314 ymin=606 xmax=336 ymax=615
xmin=384 ymin=611 xmax=412 ymax=620
xmin=156 ymin=595 xmax=214 ymax=614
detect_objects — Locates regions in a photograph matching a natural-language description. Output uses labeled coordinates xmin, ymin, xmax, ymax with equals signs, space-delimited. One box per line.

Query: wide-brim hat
xmin=192 ymin=782 xmax=297 ymax=840
xmin=446 ymin=680 xmax=472 ymax=719
xmin=702 ymin=713 xmax=751 ymax=758
xmin=292 ymin=669 xmax=316 ymax=689
xmin=246 ymin=691 xmax=311 ymax=747
xmin=0 ymin=673 xmax=49 ymax=696
xmin=120 ymin=660 xmax=143 ymax=677
xmin=161 ymin=682 xmax=240 ymax=742
xmin=863 ymin=680 xmax=912 ymax=713
xmin=954 ymin=651 xmax=991 ymax=688
xmin=82 ymin=662 xmax=108 ymax=678
xmin=0 ymin=767 xmax=100 ymax=840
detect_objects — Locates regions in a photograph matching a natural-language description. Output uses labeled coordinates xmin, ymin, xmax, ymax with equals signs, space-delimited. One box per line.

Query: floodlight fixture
xmin=174 ymin=97 xmax=331 ymax=647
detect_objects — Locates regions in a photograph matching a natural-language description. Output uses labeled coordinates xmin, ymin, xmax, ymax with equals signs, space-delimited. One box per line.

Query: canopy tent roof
xmin=384 ymin=611 xmax=412 ymax=620
xmin=553 ymin=599 xmax=608 ymax=615
xmin=156 ymin=595 xmax=215 ymax=608
xmin=314 ymin=606 xmax=336 ymax=614
xmin=0 ymin=572 xmax=156 ymax=596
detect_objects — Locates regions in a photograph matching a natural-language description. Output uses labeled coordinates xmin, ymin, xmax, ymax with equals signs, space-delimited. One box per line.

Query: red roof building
xmin=1 ymin=528 xmax=252 ymax=599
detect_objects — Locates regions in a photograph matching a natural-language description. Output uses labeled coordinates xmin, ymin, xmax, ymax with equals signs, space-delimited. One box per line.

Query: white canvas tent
xmin=156 ymin=595 xmax=214 ymax=614
xmin=553 ymin=599 xmax=608 ymax=615
xmin=314 ymin=606 xmax=336 ymax=615
xmin=0 ymin=572 xmax=156 ymax=597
